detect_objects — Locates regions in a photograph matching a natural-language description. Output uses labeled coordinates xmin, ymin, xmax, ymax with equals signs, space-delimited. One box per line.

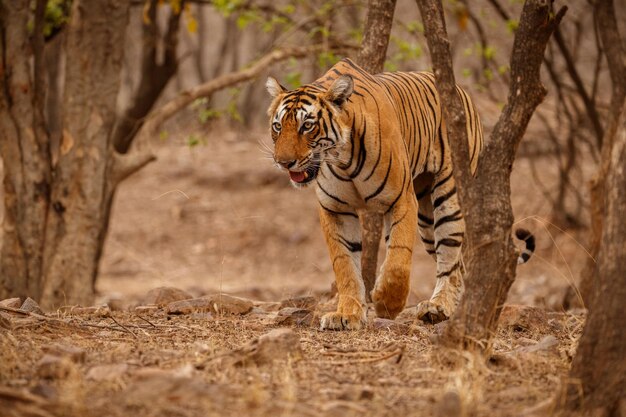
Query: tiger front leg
xmin=371 ymin=195 xmax=417 ymax=320
xmin=318 ymin=207 xmax=366 ymax=330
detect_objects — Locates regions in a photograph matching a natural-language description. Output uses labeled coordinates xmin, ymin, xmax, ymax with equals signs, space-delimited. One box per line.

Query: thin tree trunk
xmin=39 ymin=0 xmax=131 ymax=309
xmin=0 ymin=0 xmax=52 ymax=301
xmin=574 ymin=0 xmax=625 ymax=309
xmin=416 ymin=0 xmax=566 ymax=350
xmin=356 ymin=0 xmax=397 ymax=301
xmin=559 ymin=105 xmax=626 ymax=417
xmin=111 ymin=0 xmax=183 ymax=153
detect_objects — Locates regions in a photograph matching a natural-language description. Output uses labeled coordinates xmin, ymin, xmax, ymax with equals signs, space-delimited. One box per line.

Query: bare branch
xmin=133 ymin=45 xmax=353 ymax=148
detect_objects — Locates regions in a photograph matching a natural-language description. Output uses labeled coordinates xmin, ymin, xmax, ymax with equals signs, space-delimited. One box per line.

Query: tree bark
xmin=356 ymin=0 xmax=397 ymax=301
xmin=416 ymin=0 xmax=566 ymax=350
xmin=37 ymin=0 xmax=131 ymax=309
xmin=573 ymin=0 xmax=626 ymax=309
xmin=111 ymin=0 xmax=184 ymax=153
xmin=559 ymin=105 xmax=626 ymax=417
xmin=0 ymin=0 xmax=52 ymax=301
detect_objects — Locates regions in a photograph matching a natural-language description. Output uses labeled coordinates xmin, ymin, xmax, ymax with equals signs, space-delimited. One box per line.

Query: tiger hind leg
xmin=415 ymin=169 xmax=465 ymax=324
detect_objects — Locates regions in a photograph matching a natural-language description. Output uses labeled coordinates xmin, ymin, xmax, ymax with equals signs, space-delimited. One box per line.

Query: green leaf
xmin=506 ymin=19 xmax=519 ymax=33
xmin=483 ymin=45 xmax=495 ymax=61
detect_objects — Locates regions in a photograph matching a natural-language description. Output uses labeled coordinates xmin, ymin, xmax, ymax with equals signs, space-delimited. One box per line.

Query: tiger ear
xmin=266 ymin=77 xmax=287 ymax=98
xmin=326 ymin=74 xmax=353 ymax=108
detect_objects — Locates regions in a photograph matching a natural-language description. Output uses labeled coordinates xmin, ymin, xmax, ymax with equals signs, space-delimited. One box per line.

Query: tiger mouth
xmin=288 ymin=164 xmax=320 ymax=185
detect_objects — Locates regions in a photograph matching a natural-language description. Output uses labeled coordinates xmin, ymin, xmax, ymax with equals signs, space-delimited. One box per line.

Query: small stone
xmin=253 ymin=301 xmax=282 ymax=312
xmin=189 ymin=312 xmax=213 ymax=320
xmin=20 ymin=297 xmax=43 ymax=314
xmin=235 ymin=328 xmax=302 ymax=366
xmin=0 ymin=313 xmax=12 ymax=329
xmin=372 ymin=318 xmax=409 ymax=332
xmin=86 ymin=363 xmax=129 ymax=381
xmin=135 ymin=305 xmax=159 ymax=315
xmin=37 ymin=354 xmax=74 ymax=380
xmin=166 ymin=298 xmax=213 ymax=315
xmin=436 ymin=390 xmax=464 ymax=417
xmin=205 ymin=294 xmax=253 ymax=315
xmin=68 ymin=305 xmax=111 ymax=317
xmin=279 ymin=296 xmax=318 ymax=310
xmin=0 ymin=297 xmax=22 ymax=309
xmin=515 ymin=335 xmax=559 ymax=355
xmin=274 ymin=307 xmax=314 ymax=326
xmin=30 ymin=383 xmax=58 ymax=400
xmin=498 ymin=305 xmax=548 ymax=331
xmin=42 ymin=343 xmax=86 ymax=363
xmin=142 ymin=287 xmax=193 ymax=307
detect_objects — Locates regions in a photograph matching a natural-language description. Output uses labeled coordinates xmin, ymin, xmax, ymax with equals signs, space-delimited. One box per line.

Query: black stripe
xmin=421 ymin=238 xmax=435 ymax=245
xmin=433 ymin=186 xmax=457 ymax=209
xmin=337 ymin=236 xmax=362 ymax=252
xmin=365 ymin=152 xmax=393 ymax=202
xmin=437 ymin=262 xmax=460 ymax=278
xmin=435 ymin=238 xmax=462 ymax=250
xmin=320 ymin=203 xmax=358 ymax=218
xmin=350 ymin=120 xmax=367 ymax=178
xmin=388 ymin=245 xmax=413 ymax=253
xmin=318 ymin=181 xmax=348 ymax=205
xmin=434 ymin=209 xmax=462 ymax=229
xmin=418 ymin=213 xmax=434 ymax=225
xmin=432 ymin=170 xmax=454 ymax=191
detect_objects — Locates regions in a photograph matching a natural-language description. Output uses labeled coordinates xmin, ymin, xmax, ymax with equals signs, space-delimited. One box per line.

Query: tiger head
xmin=265 ymin=74 xmax=354 ymax=187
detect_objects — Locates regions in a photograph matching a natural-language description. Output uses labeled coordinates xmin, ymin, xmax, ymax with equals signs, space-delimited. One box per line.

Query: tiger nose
xmin=276 ymin=159 xmax=297 ymax=169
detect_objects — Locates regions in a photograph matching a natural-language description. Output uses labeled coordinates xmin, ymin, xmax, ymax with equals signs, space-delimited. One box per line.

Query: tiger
xmin=266 ymin=58 xmax=535 ymax=330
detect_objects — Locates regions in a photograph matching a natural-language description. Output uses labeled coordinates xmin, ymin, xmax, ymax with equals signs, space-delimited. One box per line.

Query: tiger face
xmin=266 ymin=75 xmax=354 ymax=187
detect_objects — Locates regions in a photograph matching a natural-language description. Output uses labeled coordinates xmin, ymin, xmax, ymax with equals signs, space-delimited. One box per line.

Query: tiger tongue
xmin=289 ymin=171 xmax=307 ymax=183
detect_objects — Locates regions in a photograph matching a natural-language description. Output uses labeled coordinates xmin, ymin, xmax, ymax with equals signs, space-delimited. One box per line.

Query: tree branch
xmin=124 ymin=44 xmax=350 ymax=174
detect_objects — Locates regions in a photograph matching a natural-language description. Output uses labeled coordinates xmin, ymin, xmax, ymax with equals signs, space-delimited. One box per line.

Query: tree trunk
xmin=0 ymin=0 xmax=52 ymax=301
xmin=416 ymin=0 xmax=566 ymax=350
xmin=572 ymin=0 xmax=625 ymax=309
xmin=38 ymin=0 xmax=131 ymax=309
xmin=356 ymin=0 xmax=397 ymax=301
xmin=111 ymin=0 xmax=183 ymax=153
xmin=559 ymin=105 xmax=626 ymax=417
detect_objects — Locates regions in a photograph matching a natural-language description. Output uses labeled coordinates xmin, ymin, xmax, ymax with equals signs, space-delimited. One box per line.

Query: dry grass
xmin=0 ymin=302 xmax=583 ymax=417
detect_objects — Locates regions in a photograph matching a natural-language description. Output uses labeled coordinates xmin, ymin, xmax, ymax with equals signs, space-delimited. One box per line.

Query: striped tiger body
xmin=266 ymin=58 xmax=531 ymax=330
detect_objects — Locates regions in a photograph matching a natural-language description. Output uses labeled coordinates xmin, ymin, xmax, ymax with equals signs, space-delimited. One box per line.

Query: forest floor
xmin=0 ymin=126 xmax=592 ymax=416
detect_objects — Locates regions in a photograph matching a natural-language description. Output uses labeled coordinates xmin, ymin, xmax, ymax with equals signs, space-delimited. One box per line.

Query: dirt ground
xmin=0 ymin=125 xmax=592 ymax=417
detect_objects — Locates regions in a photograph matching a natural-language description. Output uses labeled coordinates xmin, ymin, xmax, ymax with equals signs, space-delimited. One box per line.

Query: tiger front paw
xmin=320 ymin=311 xmax=365 ymax=331
xmin=416 ymin=300 xmax=452 ymax=324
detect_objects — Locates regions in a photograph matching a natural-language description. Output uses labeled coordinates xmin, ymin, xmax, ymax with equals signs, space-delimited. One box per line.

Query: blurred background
xmin=4 ymin=0 xmax=619 ymax=309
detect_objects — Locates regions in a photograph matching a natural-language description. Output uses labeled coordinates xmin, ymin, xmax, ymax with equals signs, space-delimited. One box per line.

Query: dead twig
xmin=313 ymin=344 xmax=404 ymax=365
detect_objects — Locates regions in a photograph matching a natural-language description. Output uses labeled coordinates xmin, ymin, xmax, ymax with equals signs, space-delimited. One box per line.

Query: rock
xmin=86 ymin=363 xmax=129 ymax=381
xmin=30 ymin=383 xmax=58 ymax=400
xmin=498 ymin=305 xmax=548 ymax=331
xmin=135 ymin=305 xmax=159 ymax=315
xmin=436 ymin=390 xmax=464 ymax=417
xmin=205 ymin=294 xmax=253 ymax=315
xmin=372 ymin=318 xmax=409 ymax=332
xmin=189 ymin=312 xmax=213 ymax=320
xmin=67 ymin=305 xmax=111 ymax=317
xmin=142 ymin=287 xmax=193 ymax=307
xmin=37 ymin=355 xmax=74 ymax=380
xmin=235 ymin=328 xmax=302 ymax=366
xmin=515 ymin=335 xmax=559 ymax=355
xmin=0 ymin=313 xmax=12 ymax=329
xmin=166 ymin=298 xmax=213 ymax=315
xmin=274 ymin=308 xmax=314 ymax=326
xmin=279 ymin=296 xmax=318 ymax=310
xmin=0 ymin=298 xmax=22 ymax=309
xmin=42 ymin=343 xmax=86 ymax=363
xmin=20 ymin=297 xmax=43 ymax=315
xmin=253 ymin=301 xmax=281 ymax=312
